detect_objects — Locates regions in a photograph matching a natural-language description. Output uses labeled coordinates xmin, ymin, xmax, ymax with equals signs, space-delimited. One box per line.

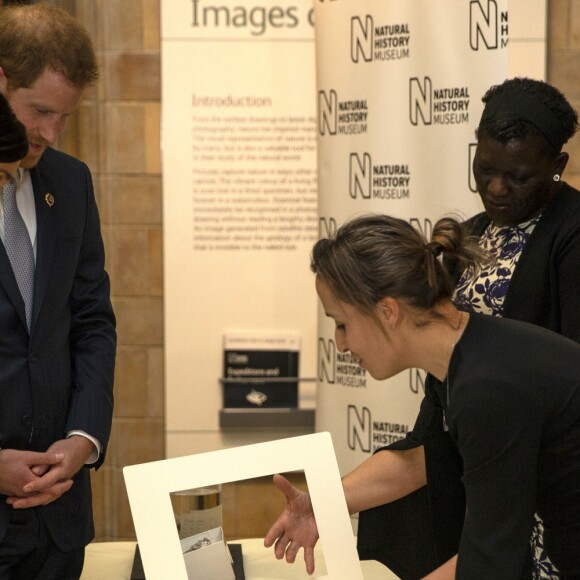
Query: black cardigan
xmin=464 ymin=182 xmax=580 ymax=342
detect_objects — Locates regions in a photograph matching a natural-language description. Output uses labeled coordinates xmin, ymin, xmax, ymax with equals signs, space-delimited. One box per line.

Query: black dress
xmin=359 ymin=314 xmax=580 ymax=579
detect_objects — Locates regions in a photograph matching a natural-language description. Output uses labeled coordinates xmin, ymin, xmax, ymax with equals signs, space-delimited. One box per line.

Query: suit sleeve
xmin=65 ymin=166 xmax=116 ymax=469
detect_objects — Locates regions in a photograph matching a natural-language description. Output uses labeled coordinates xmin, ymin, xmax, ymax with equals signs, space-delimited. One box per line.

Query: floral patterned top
xmin=453 ymin=215 xmax=562 ymax=580
xmin=454 ymin=216 xmax=541 ymax=317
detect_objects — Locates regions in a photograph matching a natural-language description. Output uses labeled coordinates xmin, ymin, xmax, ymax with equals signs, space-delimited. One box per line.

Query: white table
xmin=80 ymin=538 xmax=399 ymax=579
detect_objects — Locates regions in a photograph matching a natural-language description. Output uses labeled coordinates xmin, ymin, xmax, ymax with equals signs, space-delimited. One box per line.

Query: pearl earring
xmin=553 ymin=174 xmax=561 ymax=182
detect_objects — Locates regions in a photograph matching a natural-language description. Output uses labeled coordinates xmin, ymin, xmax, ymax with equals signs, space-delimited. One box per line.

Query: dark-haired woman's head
xmin=477 ymin=77 xmax=578 ymax=153
xmin=0 ymin=92 xmax=28 ymax=189
xmin=473 ymin=78 xmax=577 ymax=226
xmin=312 ymin=214 xmax=488 ymax=378
xmin=0 ymin=92 xmax=28 ymax=164
xmin=311 ymin=214 xmax=485 ymax=318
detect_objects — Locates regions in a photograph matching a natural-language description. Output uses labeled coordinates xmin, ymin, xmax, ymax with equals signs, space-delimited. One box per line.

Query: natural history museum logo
xmin=409 ymin=77 xmax=471 ymax=127
xmin=350 ymin=15 xmax=411 ymax=63
xmin=349 ymin=152 xmax=411 ymax=202
xmin=318 ymin=90 xmax=369 ymax=136
xmin=348 ymin=405 xmax=411 ymax=453
xmin=318 ymin=337 xmax=367 ymax=389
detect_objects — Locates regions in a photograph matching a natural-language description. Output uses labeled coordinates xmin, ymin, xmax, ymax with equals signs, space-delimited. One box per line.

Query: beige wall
xmin=56 ymin=0 xmax=580 ymax=540
xmin=549 ymin=0 xmax=580 ymax=189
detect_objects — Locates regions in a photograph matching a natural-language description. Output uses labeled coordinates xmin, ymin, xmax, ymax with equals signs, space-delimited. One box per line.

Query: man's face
xmin=2 ymin=68 xmax=83 ymax=168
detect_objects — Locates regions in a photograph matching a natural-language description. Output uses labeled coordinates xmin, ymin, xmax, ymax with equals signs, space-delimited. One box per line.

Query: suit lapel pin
xmin=45 ymin=193 xmax=55 ymax=207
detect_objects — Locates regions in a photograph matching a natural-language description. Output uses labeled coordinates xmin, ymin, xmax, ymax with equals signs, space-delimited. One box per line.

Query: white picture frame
xmin=123 ymin=432 xmax=363 ymax=579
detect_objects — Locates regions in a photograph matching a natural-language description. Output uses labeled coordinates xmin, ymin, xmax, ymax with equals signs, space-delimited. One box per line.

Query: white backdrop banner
xmin=313 ymin=0 xmax=547 ymax=518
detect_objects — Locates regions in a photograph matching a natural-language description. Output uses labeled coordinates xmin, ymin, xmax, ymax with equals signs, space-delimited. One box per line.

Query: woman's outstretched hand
xmin=264 ymin=473 xmax=320 ymax=575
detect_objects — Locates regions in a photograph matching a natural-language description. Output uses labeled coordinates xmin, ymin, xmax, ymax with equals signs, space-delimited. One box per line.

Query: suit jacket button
xmin=29 ymin=352 xmax=38 ymax=363
xmin=21 ymin=415 xmax=33 ymax=426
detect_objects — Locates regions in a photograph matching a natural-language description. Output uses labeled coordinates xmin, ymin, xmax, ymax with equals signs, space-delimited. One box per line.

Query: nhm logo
xmin=469 ymin=0 xmax=508 ymax=50
xmin=351 ymin=15 xmax=373 ymax=63
xmin=409 ymin=77 xmax=432 ymax=126
xmin=318 ymin=90 xmax=337 ymax=135
xmin=318 ymin=337 xmax=336 ymax=384
xmin=348 ymin=405 xmax=372 ymax=453
xmin=349 ymin=153 xmax=372 ymax=199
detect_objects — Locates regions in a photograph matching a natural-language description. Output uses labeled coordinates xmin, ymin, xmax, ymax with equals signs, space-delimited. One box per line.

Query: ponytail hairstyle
xmin=311 ymin=214 xmax=487 ymax=317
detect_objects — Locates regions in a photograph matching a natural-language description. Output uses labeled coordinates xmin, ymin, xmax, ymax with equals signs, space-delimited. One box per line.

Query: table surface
xmin=80 ymin=538 xmax=400 ymax=580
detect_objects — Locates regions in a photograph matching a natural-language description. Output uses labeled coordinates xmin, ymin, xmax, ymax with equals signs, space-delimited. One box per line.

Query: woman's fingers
xmin=273 ymin=535 xmax=290 ymax=560
xmin=304 ymin=545 xmax=316 ymax=575
xmin=284 ymin=539 xmax=305 ymax=565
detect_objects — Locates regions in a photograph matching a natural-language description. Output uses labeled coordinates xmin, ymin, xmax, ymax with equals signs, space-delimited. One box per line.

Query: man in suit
xmin=0 ymin=4 xmax=116 ymax=579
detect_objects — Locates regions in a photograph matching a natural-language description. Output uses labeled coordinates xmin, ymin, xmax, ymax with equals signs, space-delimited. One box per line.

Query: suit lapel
xmin=30 ymin=161 xmax=57 ymax=332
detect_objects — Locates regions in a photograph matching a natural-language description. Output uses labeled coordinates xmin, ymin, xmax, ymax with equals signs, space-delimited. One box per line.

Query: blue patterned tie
xmin=3 ymin=181 xmax=35 ymax=329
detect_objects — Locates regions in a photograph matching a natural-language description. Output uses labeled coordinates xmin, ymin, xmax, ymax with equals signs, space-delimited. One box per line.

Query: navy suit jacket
xmin=0 ymin=147 xmax=116 ymax=551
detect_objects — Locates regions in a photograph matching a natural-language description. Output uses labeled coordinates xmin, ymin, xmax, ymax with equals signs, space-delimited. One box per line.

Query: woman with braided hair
xmin=264 ymin=213 xmax=580 ymax=579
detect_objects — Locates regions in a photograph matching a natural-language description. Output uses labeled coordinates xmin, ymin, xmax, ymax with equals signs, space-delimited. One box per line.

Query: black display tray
xmin=131 ymin=542 xmax=245 ymax=579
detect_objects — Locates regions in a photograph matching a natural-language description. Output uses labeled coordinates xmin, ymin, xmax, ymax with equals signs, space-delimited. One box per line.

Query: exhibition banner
xmin=313 ymin=0 xmax=547 ymax=525
xmin=162 ymin=0 xmax=319 ymax=456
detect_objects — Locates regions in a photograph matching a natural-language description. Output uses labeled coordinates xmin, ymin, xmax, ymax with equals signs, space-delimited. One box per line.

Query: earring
xmin=553 ymin=174 xmax=561 ymax=182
